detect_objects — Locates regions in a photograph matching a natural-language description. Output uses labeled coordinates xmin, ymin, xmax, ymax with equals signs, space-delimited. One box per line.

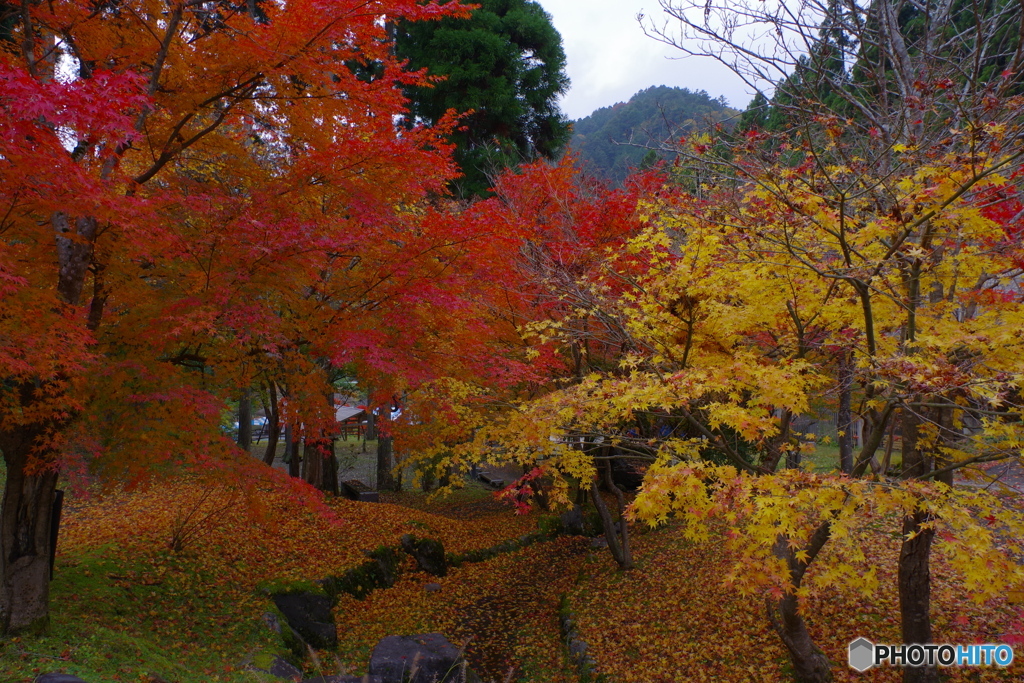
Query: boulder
xmin=35 ymin=676 xmax=89 ymax=683
xmin=263 ymin=611 xmax=283 ymax=634
xmin=368 ymin=633 xmax=470 ymax=683
xmin=267 ymin=657 xmax=303 ymax=680
xmin=400 ymin=534 xmax=447 ymax=577
xmin=569 ymin=639 xmax=588 ymax=658
xmin=272 ymin=592 xmax=337 ymax=649
xmin=243 ymin=653 xmax=303 ymax=681
xmin=322 ymin=547 xmax=401 ymax=600
xmin=559 ymin=506 xmax=584 ymax=535
xmin=424 ymin=582 xmax=442 ymax=593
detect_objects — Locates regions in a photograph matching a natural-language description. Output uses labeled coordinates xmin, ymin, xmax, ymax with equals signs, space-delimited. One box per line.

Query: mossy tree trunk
xmin=0 ymin=411 xmax=60 ymax=635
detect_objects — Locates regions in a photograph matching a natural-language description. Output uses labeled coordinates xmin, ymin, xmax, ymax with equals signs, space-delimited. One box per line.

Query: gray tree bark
xmin=766 ymin=525 xmax=834 ymax=683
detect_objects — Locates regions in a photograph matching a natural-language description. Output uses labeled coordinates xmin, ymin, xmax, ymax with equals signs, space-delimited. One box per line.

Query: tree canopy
xmin=0 ymin=0 xmax=529 ymax=634
xmin=394 ymin=0 xmax=571 ymax=198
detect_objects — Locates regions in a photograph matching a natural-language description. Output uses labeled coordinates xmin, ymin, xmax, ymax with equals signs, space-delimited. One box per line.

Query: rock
xmin=569 ymin=639 xmax=588 ymax=659
xmin=263 ymin=611 xmax=282 ymax=634
xmin=272 ymin=592 xmax=338 ymax=649
xmin=400 ymin=534 xmax=448 ymax=577
xmin=243 ymin=654 xmax=303 ymax=681
xmin=301 ymin=677 xmax=384 ymax=683
xmin=35 ymin=675 xmax=89 ymax=683
xmin=268 ymin=657 xmax=304 ymax=681
xmin=369 ymin=633 xmax=469 ymax=683
xmin=590 ymin=536 xmax=608 ymax=549
xmin=559 ymin=507 xmax=584 ymax=535
xmin=424 ymin=582 xmax=442 ymax=593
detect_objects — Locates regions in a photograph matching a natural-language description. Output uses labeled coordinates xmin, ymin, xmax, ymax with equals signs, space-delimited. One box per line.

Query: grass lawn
xmin=800 ymin=442 xmax=902 ymax=473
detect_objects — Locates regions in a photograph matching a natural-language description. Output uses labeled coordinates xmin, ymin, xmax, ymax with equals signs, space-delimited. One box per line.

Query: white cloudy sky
xmin=538 ymin=0 xmax=754 ymax=120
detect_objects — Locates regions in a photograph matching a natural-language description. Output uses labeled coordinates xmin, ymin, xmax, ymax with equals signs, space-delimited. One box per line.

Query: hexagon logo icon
xmin=848 ymin=637 xmax=875 ymax=672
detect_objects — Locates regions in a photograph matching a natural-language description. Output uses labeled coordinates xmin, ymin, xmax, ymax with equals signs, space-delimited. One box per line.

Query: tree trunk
xmin=932 ymin=405 xmax=954 ymax=487
xmin=837 ymin=350 xmax=854 ymax=474
xmin=364 ymin=410 xmax=376 ymax=441
xmin=880 ymin=417 xmax=897 ymax=475
xmin=899 ymin=509 xmax=937 ymax=683
xmin=376 ymin=409 xmax=396 ymax=491
xmin=899 ymin=405 xmax=939 ymax=683
xmin=590 ymin=475 xmax=633 ymax=570
xmin=262 ymin=382 xmax=280 ymax=466
xmin=376 ymin=435 xmax=396 ymax=491
xmin=602 ymin=455 xmax=633 ymax=567
xmin=765 ymin=524 xmax=834 ymax=683
xmin=237 ymin=388 xmax=252 ymax=453
xmin=851 ymin=404 xmax=895 ymax=477
xmin=0 ymin=429 xmax=60 ymax=635
xmin=763 ymin=409 xmax=794 ymax=472
xmin=323 ymin=438 xmax=339 ymax=495
xmin=901 ymin=407 xmax=928 ymax=479
xmin=0 ymin=213 xmax=97 ymax=634
xmin=300 ymin=435 xmax=310 ymax=481
xmin=284 ymin=424 xmax=301 ymax=478
xmin=766 ymin=590 xmax=834 ymax=683
xmin=304 ymin=437 xmax=322 ymax=489
xmin=394 ymin=444 xmax=403 ymax=492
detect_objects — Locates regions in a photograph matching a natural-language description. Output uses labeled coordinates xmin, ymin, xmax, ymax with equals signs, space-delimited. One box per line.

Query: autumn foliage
xmin=6 ymin=0 xmax=1024 ymax=681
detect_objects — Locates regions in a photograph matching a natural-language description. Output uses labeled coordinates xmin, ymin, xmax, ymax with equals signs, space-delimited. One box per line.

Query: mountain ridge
xmin=569 ymin=85 xmax=740 ymax=184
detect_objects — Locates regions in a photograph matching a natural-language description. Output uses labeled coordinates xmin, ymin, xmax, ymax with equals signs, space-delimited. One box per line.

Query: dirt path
xmin=956 ymin=459 xmax=1024 ymax=494
xmin=447 ymin=537 xmax=587 ymax=682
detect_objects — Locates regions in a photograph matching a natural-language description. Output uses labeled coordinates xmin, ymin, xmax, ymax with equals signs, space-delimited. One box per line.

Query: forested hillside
xmin=570 ymin=85 xmax=738 ymax=184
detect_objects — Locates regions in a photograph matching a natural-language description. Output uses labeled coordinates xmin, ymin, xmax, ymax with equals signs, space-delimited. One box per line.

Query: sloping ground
xmin=1 ymin=472 xmax=545 ymax=683
xmin=18 ymin=466 xmax=1019 ymax=683
xmin=569 ymin=521 xmax=1023 ymax=682
xmin=58 ymin=477 xmax=541 ymax=588
xmin=333 ymin=536 xmax=587 ymax=682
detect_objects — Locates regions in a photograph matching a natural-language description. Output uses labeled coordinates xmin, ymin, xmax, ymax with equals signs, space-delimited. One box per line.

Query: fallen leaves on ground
xmin=334 ymin=536 xmax=586 ymax=682
xmin=570 ymin=518 xmax=1022 ymax=682
xmin=3 ymin=473 xmax=549 ymax=683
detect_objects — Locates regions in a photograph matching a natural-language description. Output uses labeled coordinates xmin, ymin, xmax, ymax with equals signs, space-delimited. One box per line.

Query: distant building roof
xmin=335 ymin=406 xmax=366 ymax=422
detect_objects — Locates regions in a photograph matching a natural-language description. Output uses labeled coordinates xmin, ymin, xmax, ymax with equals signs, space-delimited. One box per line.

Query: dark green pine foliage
xmin=571 ymin=85 xmax=738 ymax=186
xmin=736 ymin=91 xmax=770 ymax=134
xmin=394 ymin=0 xmax=571 ymax=199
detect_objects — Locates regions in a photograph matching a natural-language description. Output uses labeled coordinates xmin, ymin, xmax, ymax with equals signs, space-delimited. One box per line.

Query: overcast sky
xmin=538 ymin=0 xmax=754 ymax=120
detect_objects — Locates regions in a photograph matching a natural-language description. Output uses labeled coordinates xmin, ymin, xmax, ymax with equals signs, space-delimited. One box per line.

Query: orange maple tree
xmin=0 ymin=0 xmax=481 ymax=634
